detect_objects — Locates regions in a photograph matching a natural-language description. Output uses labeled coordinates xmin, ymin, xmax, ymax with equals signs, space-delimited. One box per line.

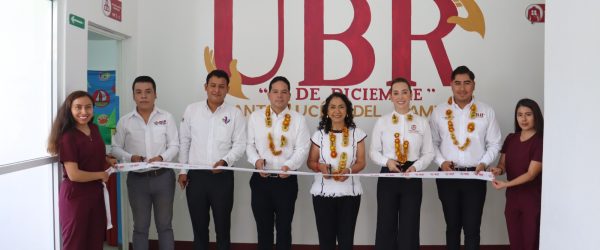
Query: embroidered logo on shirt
xmin=475 ymin=112 xmax=485 ymax=118
xmin=222 ymin=116 xmax=231 ymax=124
xmin=154 ymin=120 xmax=167 ymax=125
xmin=409 ymin=124 xmax=418 ymax=133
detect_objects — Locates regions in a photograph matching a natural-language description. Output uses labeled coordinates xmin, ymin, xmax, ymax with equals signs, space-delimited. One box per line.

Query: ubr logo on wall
xmin=102 ymin=0 xmax=122 ymax=22
xmin=203 ymin=0 xmax=487 ymax=101
xmin=526 ymin=4 xmax=545 ymax=24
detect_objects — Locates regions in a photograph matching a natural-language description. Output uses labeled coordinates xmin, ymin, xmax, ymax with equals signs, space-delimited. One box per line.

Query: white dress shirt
xmin=429 ymin=98 xmax=502 ymax=168
xmin=246 ymin=106 xmax=310 ymax=171
xmin=111 ymin=107 xmax=180 ymax=172
xmin=179 ymin=101 xmax=247 ymax=174
xmin=370 ymin=112 xmax=435 ymax=171
xmin=310 ymin=128 xmax=367 ymax=197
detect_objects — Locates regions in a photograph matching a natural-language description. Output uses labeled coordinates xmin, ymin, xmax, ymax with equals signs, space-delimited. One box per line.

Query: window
xmin=0 ymin=0 xmax=53 ymax=165
xmin=0 ymin=0 xmax=56 ymax=249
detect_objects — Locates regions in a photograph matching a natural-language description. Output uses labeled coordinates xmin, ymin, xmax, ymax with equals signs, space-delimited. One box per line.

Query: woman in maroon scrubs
xmin=489 ymin=98 xmax=543 ymax=250
xmin=47 ymin=91 xmax=116 ymax=250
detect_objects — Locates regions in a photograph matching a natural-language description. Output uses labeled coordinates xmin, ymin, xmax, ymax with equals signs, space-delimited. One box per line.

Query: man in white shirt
xmin=246 ymin=76 xmax=310 ymax=250
xmin=111 ymin=76 xmax=180 ymax=250
xmin=178 ymin=69 xmax=246 ymax=250
xmin=429 ymin=66 xmax=502 ymax=250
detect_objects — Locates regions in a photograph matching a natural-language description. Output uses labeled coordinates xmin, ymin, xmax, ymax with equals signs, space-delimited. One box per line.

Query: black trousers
xmin=375 ymin=167 xmax=423 ymax=250
xmin=436 ymin=178 xmax=487 ymax=250
xmin=250 ymin=173 xmax=298 ymax=250
xmin=312 ymin=195 xmax=361 ymax=250
xmin=186 ymin=170 xmax=234 ymax=250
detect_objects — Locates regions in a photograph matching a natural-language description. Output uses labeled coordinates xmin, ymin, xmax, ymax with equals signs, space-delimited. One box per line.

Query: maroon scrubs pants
xmin=59 ymin=180 xmax=106 ymax=250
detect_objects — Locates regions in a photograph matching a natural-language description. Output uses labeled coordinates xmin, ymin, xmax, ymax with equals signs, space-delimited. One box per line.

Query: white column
xmin=542 ymin=1 xmax=600 ymax=249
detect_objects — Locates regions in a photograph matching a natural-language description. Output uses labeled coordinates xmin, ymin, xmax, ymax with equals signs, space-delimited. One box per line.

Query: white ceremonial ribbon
xmin=103 ymin=167 xmax=117 ymax=230
xmin=111 ymin=162 xmax=495 ymax=181
xmin=101 ymin=162 xmax=492 ymax=228
xmin=102 ymin=182 xmax=113 ymax=230
xmin=352 ymin=171 xmax=493 ymax=181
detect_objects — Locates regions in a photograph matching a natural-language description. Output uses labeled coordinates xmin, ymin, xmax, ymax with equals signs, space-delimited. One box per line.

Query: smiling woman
xmin=489 ymin=98 xmax=544 ymax=250
xmin=306 ymin=92 xmax=367 ymax=250
xmin=369 ymin=77 xmax=435 ymax=250
xmin=47 ymin=91 xmax=116 ymax=250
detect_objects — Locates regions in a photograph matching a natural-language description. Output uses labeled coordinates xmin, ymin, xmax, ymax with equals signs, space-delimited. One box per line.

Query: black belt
xmin=253 ymin=172 xmax=282 ymax=178
xmin=254 ymin=172 xmax=293 ymax=179
xmin=453 ymin=167 xmax=476 ymax=171
xmin=130 ymin=168 xmax=170 ymax=177
xmin=437 ymin=167 xmax=476 ymax=171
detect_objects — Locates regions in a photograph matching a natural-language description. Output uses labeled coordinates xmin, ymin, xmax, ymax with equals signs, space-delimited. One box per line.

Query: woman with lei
xmin=369 ymin=78 xmax=434 ymax=250
xmin=307 ymin=92 xmax=366 ymax=250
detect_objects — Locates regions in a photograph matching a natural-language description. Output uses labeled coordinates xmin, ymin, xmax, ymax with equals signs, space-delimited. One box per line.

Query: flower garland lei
xmin=391 ymin=113 xmax=412 ymax=163
xmin=446 ymin=97 xmax=476 ymax=151
xmin=266 ymin=106 xmax=291 ymax=156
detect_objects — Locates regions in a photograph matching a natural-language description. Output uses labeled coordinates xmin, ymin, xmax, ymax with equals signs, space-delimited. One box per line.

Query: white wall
xmin=133 ymin=0 xmax=544 ymax=245
xmin=57 ymin=0 xmax=547 ymax=246
xmin=540 ymin=1 xmax=600 ymax=249
xmin=58 ymin=0 xmax=138 ymax=103
xmin=62 ymin=0 xmax=552 ymax=246
xmin=52 ymin=0 xmax=600 ymax=248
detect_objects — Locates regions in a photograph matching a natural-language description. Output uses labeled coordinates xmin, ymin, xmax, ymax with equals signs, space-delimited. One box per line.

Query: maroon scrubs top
xmin=59 ymin=123 xmax=106 ymax=182
xmin=501 ymin=132 xmax=543 ymax=200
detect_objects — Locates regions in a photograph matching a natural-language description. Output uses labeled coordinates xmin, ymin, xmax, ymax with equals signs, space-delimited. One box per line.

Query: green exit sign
xmin=69 ymin=14 xmax=85 ymax=29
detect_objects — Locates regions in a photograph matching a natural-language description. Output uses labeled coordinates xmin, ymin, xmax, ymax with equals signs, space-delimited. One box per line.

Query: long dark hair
xmin=318 ymin=92 xmax=356 ymax=133
xmin=47 ymin=91 xmax=95 ymax=155
xmin=514 ymin=98 xmax=544 ymax=135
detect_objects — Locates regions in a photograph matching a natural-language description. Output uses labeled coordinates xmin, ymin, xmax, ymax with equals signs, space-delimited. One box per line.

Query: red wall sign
xmin=103 ymin=0 xmax=122 ymax=22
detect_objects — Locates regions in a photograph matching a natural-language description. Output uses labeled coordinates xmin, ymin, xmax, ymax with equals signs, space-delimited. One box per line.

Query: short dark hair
xmin=514 ymin=98 xmax=544 ymax=135
xmin=206 ymin=69 xmax=230 ymax=85
xmin=390 ymin=77 xmax=412 ymax=92
xmin=451 ymin=65 xmax=475 ymax=81
xmin=269 ymin=76 xmax=290 ymax=92
xmin=132 ymin=76 xmax=156 ymax=92
xmin=318 ymin=92 xmax=356 ymax=133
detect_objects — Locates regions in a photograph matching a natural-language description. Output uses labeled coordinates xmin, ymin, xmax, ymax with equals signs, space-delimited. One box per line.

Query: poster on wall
xmin=88 ymin=70 xmax=119 ymax=145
